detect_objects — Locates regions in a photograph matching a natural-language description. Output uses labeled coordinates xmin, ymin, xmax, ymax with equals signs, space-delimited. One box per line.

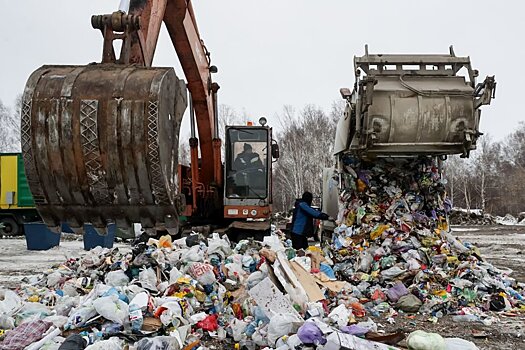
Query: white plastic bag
xmin=139 ymin=267 xmax=158 ymax=291
xmin=246 ymin=270 xmax=266 ymax=290
xmin=406 ymin=330 xmax=446 ymax=350
xmin=104 ymin=270 xmax=129 ymax=287
xmin=181 ymin=245 xmax=204 ymax=262
xmin=0 ymin=289 xmax=23 ymax=316
xmin=55 ymin=296 xmax=79 ymax=316
xmin=267 ymin=313 xmax=302 ymax=346
xmin=0 ymin=315 xmax=15 ymax=329
xmin=169 ymin=267 xmax=183 ymax=284
xmin=188 ymin=262 xmax=216 ymax=286
xmin=230 ymin=318 xmax=248 ymax=342
xmin=43 ymin=315 xmax=69 ymax=328
xmin=328 ymin=304 xmax=351 ymax=328
xmin=85 ymin=337 xmax=124 ymax=350
xmin=65 ymin=305 xmax=97 ymax=329
xmin=207 ymin=233 xmax=232 ymax=258
xmin=444 ymin=338 xmax=479 ymax=350
xmin=136 ymin=336 xmax=181 ymax=350
xmin=93 ymin=295 xmax=129 ymax=325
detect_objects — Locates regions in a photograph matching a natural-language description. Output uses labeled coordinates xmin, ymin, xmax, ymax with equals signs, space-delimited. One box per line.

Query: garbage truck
xmin=321 ymin=46 xmax=496 ymax=236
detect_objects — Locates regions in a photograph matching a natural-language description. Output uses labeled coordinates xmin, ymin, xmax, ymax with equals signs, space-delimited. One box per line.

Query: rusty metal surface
xmin=362 ymin=76 xmax=476 ymax=154
xmin=21 ymin=64 xmax=187 ymax=231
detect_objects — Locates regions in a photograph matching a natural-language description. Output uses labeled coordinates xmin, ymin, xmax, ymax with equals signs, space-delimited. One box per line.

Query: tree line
xmin=443 ymin=123 xmax=525 ymax=216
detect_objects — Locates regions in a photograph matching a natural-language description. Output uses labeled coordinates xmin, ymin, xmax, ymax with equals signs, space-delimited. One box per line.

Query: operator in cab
xmin=291 ymin=191 xmax=329 ymax=250
xmin=233 ymin=143 xmax=263 ymax=171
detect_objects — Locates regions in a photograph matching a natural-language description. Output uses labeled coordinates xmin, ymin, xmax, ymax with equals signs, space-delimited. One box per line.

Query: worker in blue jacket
xmin=291 ymin=191 xmax=329 ymax=250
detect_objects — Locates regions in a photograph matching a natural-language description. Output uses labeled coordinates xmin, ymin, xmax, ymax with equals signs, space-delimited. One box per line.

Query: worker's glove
xmin=319 ymin=213 xmax=329 ymax=220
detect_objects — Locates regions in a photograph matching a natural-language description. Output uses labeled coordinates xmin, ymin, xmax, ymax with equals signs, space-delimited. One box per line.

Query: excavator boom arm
xmin=127 ymin=0 xmax=219 ymax=186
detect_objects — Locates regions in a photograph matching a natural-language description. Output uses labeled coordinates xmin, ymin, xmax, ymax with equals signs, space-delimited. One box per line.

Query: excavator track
xmin=21 ymin=64 xmax=187 ymax=233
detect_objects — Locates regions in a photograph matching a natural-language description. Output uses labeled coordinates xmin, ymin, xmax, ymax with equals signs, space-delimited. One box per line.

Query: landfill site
xmin=1 ymin=1 xmax=524 ymax=350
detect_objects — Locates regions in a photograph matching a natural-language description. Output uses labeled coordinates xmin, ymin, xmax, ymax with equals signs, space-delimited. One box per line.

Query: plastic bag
xmin=406 ymin=330 xmax=445 ymax=350
xmin=224 ymin=262 xmax=246 ymax=282
xmin=0 ymin=289 xmax=22 ymax=316
xmin=188 ymin=262 xmax=216 ymax=286
xmin=328 ymin=304 xmax=351 ymax=328
xmin=58 ymin=334 xmax=87 ymax=350
xmin=84 ymin=337 xmax=124 ymax=350
xmin=65 ymin=306 xmax=98 ymax=329
xmin=358 ymin=251 xmax=373 ymax=272
xmin=196 ymin=314 xmax=218 ymax=332
xmin=252 ymin=325 xmax=269 ymax=347
xmin=395 ymin=294 xmax=422 ymax=313
xmin=380 ymin=266 xmax=406 ymax=280
xmin=93 ymin=295 xmax=129 ymax=325
xmin=246 ymin=271 xmax=266 ymax=290
xmin=169 ymin=267 xmax=183 ymax=284
xmin=386 ymin=282 xmax=409 ymax=302
xmin=340 ymin=324 xmax=369 ymax=336
xmin=267 ymin=313 xmax=302 ymax=346
xmin=139 ymin=267 xmax=158 ymax=291
xmin=55 ymin=296 xmax=79 ymax=316
xmin=320 ymin=263 xmax=336 ymax=280
xmin=104 ymin=270 xmax=129 ymax=287
xmin=443 ymin=338 xmax=479 ymax=350
xmin=181 ymin=245 xmax=204 ymax=262
xmin=207 ymin=233 xmax=232 ymax=258
xmin=230 ymin=318 xmax=248 ymax=342
xmin=16 ymin=302 xmax=52 ymax=323
xmin=46 ymin=271 xmax=64 ymax=288
xmin=158 ymin=235 xmax=173 ymax=249
xmin=0 ymin=315 xmax=15 ymax=329
xmin=136 ymin=336 xmax=181 ymax=350
xmin=297 ymin=321 xmax=327 ymax=345
xmin=43 ymin=315 xmax=69 ymax=328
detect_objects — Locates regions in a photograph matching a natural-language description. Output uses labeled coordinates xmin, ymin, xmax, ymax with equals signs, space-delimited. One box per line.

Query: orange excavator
xmin=21 ymin=0 xmax=278 ymax=235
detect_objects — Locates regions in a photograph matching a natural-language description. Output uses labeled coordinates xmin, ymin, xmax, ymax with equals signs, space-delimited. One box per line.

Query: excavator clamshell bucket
xmin=20 ymin=64 xmax=187 ymax=231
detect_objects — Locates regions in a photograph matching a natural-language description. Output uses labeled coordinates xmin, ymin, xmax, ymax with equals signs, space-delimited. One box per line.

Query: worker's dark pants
xmin=291 ymin=233 xmax=308 ymax=250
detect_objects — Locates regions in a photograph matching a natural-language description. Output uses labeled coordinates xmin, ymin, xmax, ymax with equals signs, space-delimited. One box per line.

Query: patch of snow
xmin=451 ymin=227 xmax=480 ymax=232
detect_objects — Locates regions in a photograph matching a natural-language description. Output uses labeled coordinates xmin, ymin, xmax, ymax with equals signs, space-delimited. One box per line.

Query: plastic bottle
xmin=129 ymin=304 xmax=143 ymax=332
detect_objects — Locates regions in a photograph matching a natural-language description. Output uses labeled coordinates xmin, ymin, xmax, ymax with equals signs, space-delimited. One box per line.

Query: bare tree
xmin=273 ymin=104 xmax=338 ymax=211
xmin=0 ymin=98 xmax=20 ymax=153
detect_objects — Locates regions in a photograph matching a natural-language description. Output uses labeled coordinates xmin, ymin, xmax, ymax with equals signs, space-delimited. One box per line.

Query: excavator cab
xmin=223 ymin=120 xmax=276 ymax=222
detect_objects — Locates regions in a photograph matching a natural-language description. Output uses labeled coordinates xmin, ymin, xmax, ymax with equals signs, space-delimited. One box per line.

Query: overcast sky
xmin=1 ymin=0 xmax=524 ymax=141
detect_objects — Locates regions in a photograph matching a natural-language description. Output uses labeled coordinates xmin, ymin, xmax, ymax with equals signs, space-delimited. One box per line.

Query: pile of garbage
xmin=448 ymin=208 xmax=497 ymax=226
xmin=495 ymin=213 xmax=525 ymax=226
xmin=327 ymin=157 xmax=525 ymax=319
xmin=0 ymin=157 xmax=524 ymax=350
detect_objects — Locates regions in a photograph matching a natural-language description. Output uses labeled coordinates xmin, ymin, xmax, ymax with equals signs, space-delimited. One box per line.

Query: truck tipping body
xmin=334 ymin=46 xmax=496 ymax=160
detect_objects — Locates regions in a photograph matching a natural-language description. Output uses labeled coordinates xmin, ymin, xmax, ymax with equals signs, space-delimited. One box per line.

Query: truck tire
xmin=0 ymin=217 xmax=20 ymax=236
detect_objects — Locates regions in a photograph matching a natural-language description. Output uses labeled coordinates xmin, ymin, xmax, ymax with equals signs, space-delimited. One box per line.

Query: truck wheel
xmin=0 ymin=218 xmax=20 ymax=236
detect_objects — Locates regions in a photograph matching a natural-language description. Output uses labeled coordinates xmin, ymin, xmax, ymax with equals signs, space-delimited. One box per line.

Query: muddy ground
xmin=0 ymin=226 xmax=523 ymax=349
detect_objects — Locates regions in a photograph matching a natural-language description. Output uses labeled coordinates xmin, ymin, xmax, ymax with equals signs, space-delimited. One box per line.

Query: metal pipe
xmin=189 ymin=92 xmax=196 ymax=138
xmin=119 ymin=0 xmax=131 ymax=13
